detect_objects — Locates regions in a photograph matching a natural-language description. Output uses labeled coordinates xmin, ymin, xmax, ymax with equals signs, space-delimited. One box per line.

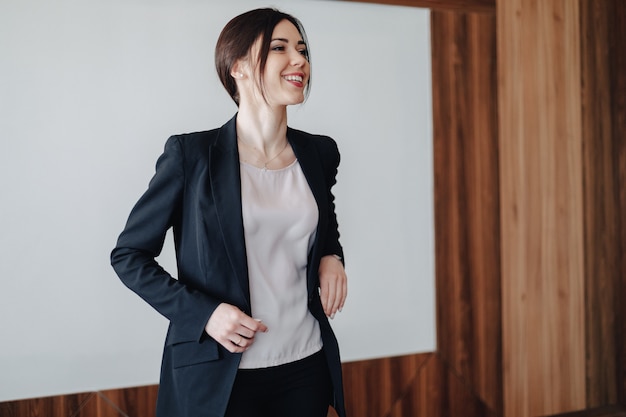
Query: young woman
xmin=111 ymin=8 xmax=348 ymax=417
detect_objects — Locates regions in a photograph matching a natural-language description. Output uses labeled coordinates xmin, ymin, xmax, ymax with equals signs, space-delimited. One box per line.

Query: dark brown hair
xmin=215 ymin=8 xmax=311 ymax=105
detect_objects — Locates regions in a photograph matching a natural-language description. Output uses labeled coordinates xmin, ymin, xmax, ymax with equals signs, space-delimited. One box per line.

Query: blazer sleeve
xmin=319 ymin=137 xmax=344 ymax=263
xmin=110 ymin=136 xmax=220 ymax=344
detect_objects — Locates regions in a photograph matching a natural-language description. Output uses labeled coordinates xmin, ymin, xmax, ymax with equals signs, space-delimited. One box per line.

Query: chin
xmin=269 ymin=93 xmax=305 ymax=107
xmin=289 ymin=95 xmax=306 ymax=105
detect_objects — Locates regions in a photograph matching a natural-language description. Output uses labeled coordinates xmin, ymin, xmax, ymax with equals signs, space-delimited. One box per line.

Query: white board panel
xmin=0 ymin=0 xmax=433 ymax=401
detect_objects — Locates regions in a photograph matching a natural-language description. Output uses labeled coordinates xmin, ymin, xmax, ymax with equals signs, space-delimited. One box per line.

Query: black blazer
xmin=111 ymin=115 xmax=346 ymax=417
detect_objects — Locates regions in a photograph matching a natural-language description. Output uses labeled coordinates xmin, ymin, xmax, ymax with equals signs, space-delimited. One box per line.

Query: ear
xmin=230 ymin=59 xmax=247 ymax=80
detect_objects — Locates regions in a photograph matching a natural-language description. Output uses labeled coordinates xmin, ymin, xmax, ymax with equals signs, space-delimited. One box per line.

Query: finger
xmin=249 ymin=318 xmax=268 ymax=333
xmin=231 ymin=334 xmax=249 ymax=346
xmin=234 ymin=326 xmax=256 ymax=339
xmin=324 ymin=278 xmax=337 ymax=318
xmin=319 ymin=279 xmax=328 ymax=315
xmin=339 ymin=276 xmax=348 ymax=311
xmin=228 ymin=334 xmax=254 ymax=352
xmin=336 ymin=273 xmax=347 ymax=311
xmin=320 ymin=280 xmax=330 ymax=316
xmin=330 ymin=277 xmax=343 ymax=316
xmin=332 ymin=277 xmax=345 ymax=318
xmin=224 ymin=337 xmax=244 ymax=353
xmin=240 ymin=316 xmax=268 ymax=333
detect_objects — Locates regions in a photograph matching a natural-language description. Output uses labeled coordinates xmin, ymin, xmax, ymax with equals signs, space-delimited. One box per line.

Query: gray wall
xmin=0 ymin=0 xmax=433 ymax=401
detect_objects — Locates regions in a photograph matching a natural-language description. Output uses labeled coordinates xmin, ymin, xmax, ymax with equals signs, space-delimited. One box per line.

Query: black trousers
xmin=224 ymin=349 xmax=333 ymax=417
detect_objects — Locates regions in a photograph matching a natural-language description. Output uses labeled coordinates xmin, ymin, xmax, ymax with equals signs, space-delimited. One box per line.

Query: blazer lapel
xmin=209 ymin=116 xmax=251 ymax=310
xmin=289 ymin=130 xmax=328 ymax=215
xmin=207 ymin=122 xmax=329 ymax=308
xmin=288 ymin=129 xmax=329 ymax=295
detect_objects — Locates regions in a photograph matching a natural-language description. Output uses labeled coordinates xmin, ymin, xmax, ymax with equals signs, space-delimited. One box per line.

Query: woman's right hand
xmin=204 ymin=303 xmax=268 ymax=353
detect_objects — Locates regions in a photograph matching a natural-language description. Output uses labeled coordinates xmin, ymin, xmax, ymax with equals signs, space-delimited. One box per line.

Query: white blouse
xmin=238 ymin=159 xmax=323 ymax=369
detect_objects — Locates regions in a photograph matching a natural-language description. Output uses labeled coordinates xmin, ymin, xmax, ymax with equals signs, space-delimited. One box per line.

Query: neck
xmin=236 ymin=103 xmax=288 ymax=153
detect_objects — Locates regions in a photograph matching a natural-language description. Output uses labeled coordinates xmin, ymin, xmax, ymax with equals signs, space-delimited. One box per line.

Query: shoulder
xmin=288 ymin=127 xmax=341 ymax=175
xmin=168 ymin=128 xmax=220 ymax=149
xmin=167 ymin=115 xmax=237 ymax=156
xmin=162 ymin=127 xmax=225 ymax=166
xmin=288 ymin=127 xmax=339 ymax=155
xmin=151 ymin=129 xmax=221 ymax=177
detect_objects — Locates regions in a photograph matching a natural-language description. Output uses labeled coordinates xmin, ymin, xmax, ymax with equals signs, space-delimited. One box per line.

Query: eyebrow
xmin=271 ymin=38 xmax=306 ymax=45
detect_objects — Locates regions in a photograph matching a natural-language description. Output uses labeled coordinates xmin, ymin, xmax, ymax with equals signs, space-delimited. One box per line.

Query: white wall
xmin=0 ymin=0 xmax=434 ymax=401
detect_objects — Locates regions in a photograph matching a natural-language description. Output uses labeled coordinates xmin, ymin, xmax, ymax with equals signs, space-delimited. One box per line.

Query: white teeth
xmin=284 ymin=75 xmax=303 ymax=82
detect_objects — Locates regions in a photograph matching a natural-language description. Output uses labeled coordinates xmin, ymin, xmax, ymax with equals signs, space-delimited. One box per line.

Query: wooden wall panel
xmin=75 ymin=394 xmax=128 ymax=417
xmin=497 ymin=0 xmax=586 ymax=416
xmin=431 ymin=8 xmax=502 ymax=415
xmin=340 ymin=353 xmax=430 ymax=416
xmin=580 ymin=0 xmax=620 ymax=407
xmin=0 ymin=388 xmax=163 ymax=417
xmin=342 ymin=0 xmax=495 ymax=13
xmin=0 ymin=392 xmax=96 ymax=417
xmin=385 ymin=354 xmax=496 ymax=417
xmin=0 ymin=355 xmax=493 ymax=417
xmin=365 ymin=1 xmax=626 ymax=415
xmin=606 ymin=2 xmax=626 ymax=408
xmin=550 ymin=405 xmax=626 ymax=417
xmin=99 ymin=386 xmax=159 ymax=417
xmin=546 ymin=406 xmax=626 ymax=417
xmin=337 ymin=353 xmax=494 ymax=417
xmin=0 ymin=388 xmax=159 ymax=417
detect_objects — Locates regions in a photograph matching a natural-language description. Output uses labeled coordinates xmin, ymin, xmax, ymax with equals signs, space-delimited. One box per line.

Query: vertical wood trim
xmin=579 ymin=0 xmax=619 ymax=407
xmin=431 ymin=8 xmax=502 ymax=415
xmin=497 ymin=0 xmax=586 ymax=415
xmin=607 ymin=0 xmax=626 ymax=407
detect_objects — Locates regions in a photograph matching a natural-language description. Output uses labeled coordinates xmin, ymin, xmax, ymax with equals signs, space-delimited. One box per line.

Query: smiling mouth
xmin=283 ymin=75 xmax=304 ymax=83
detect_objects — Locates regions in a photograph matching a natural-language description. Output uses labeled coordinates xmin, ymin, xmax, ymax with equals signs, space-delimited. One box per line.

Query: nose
xmin=291 ymin=49 xmax=307 ymax=67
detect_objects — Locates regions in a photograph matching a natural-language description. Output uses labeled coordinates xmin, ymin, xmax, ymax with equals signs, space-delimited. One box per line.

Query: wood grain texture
xmin=0 ymin=393 xmax=99 ymax=417
xmin=606 ymin=0 xmax=626 ymax=408
xmin=99 ymin=386 xmax=159 ymax=417
xmin=340 ymin=0 xmax=494 ymax=13
xmin=497 ymin=0 xmax=586 ymax=415
xmin=385 ymin=354 xmax=496 ymax=417
xmin=580 ymin=0 xmax=620 ymax=407
xmin=0 ymin=354 xmax=492 ymax=417
xmin=341 ymin=353 xmax=430 ymax=416
xmin=431 ymin=8 xmax=502 ymax=415
xmin=544 ymin=405 xmax=626 ymax=417
xmin=76 ymin=394 xmax=128 ymax=417
xmin=0 ymin=388 xmax=160 ymax=417
xmin=334 ymin=353 xmax=494 ymax=417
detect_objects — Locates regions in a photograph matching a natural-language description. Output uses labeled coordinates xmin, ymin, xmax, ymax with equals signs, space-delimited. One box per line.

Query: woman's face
xmin=245 ymin=19 xmax=310 ymax=107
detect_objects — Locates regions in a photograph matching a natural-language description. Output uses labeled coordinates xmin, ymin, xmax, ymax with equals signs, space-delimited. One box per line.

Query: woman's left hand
xmin=318 ymin=255 xmax=347 ymax=319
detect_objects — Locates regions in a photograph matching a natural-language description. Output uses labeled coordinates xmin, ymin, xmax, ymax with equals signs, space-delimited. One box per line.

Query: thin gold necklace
xmin=238 ymin=138 xmax=289 ymax=171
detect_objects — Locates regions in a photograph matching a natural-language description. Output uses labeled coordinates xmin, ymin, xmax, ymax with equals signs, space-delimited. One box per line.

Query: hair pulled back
xmin=215 ymin=8 xmax=310 ymax=105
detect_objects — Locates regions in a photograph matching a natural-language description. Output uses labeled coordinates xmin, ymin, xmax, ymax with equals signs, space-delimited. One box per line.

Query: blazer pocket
xmin=171 ymin=338 xmax=220 ymax=369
